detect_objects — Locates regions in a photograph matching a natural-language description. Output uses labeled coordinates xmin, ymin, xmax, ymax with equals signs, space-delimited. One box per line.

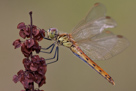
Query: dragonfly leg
xmin=41 ymin=32 xmax=51 ymax=40
xmin=46 ymin=46 xmax=59 ymax=65
xmin=40 ymin=43 xmax=55 ymax=54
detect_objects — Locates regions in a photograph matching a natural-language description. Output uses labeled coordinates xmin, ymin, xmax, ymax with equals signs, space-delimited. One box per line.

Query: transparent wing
xmin=71 ymin=3 xmax=117 ymax=41
xmin=77 ymin=30 xmax=129 ymax=61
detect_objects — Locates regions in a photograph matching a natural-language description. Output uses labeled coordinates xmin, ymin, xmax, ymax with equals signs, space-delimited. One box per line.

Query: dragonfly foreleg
xmin=40 ymin=43 xmax=55 ymax=54
xmin=41 ymin=32 xmax=51 ymax=40
xmin=46 ymin=46 xmax=59 ymax=65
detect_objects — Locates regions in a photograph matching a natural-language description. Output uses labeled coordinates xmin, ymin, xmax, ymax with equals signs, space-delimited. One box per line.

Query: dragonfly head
xmin=47 ymin=28 xmax=58 ymax=39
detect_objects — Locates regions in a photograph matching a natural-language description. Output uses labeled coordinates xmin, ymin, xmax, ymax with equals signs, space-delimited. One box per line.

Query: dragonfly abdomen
xmin=70 ymin=46 xmax=115 ymax=85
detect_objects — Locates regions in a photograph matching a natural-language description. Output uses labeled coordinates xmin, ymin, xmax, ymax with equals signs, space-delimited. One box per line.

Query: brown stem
xmin=29 ymin=11 xmax=33 ymax=58
xmin=25 ymin=89 xmax=30 ymax=91
xmin=29 ymin=11 xmax=33 ymax=39
xmin=32 ymin=82 xmax=34 ymax=91
xmin=29 ymin=11 xmax=34 ymax=91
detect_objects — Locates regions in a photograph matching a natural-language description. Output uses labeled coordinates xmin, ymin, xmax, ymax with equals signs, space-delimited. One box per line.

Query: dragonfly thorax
xmin=57 ymin=34 xmax=73 ymax=48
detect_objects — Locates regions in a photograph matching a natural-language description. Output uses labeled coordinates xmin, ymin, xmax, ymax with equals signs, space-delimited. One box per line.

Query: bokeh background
xmin=1 ymin=0 xmax=136 ymax=91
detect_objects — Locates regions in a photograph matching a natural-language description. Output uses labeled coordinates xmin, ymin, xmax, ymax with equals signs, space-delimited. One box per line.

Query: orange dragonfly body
xmin=41 ymin=3 xmax=129 ymax=85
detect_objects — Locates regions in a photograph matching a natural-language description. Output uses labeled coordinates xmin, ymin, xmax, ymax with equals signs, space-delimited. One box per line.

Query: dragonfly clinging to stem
xmin=40 ymin=3 xmax=129 ymax=85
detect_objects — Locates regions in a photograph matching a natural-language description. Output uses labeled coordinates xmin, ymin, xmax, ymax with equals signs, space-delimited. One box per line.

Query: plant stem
xmin=29 ymin=11 xmax=34 ymax=91
xmin=32 ymin=82 xmax=34 ymax=91
xmin=29 ymin=11 xmax=33 ymax=39
xmin=29 ymin=11 xmax=33 ymax=58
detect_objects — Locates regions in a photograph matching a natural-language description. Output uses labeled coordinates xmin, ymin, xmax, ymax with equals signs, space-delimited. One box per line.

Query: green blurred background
xmin=0 ymin=0 xmax=136 ymax=91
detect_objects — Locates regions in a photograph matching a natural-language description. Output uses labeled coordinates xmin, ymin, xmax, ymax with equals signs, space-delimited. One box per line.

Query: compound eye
xmin=48 ymin=28 xmax=58 ymax=39
xmin=49 ymin=28 xmax=58 ymax=34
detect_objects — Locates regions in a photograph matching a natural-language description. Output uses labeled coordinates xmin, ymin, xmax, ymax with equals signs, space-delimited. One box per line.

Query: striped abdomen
xmin=70 ymin=45 xmax=115 ymax=85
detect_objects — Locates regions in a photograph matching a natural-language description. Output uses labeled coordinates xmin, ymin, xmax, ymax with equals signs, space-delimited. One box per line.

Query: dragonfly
xmin=40 ymin=3 xmax=129 ymax=85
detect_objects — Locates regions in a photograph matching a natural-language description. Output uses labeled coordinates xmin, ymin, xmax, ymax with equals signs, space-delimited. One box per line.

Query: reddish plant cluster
xmin=13 ymin=55 xmax=46 ymax=89
xmin=13 ymin=22 xmax=45 ymax=57
xmin=13 ymin=22 xmax=47 ymax=91
xmin=17 ymin=22 xmax=45 ymax=41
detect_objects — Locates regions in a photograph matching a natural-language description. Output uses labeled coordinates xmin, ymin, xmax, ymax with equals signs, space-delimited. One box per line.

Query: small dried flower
xmin=33 ymin=29 xmax=45 ymax=41
xmin=17 ymin=22 xmax=26 ymax=30
xmin=32 ymin=40 xmax=41 ymax=53
xmin=13 ymin=39 xmax=22 ymax=49
xmin=21 ymin=42 xmax=32 ymax=57
xmin=25 ymin=39 xmax=34 ymax=48
xmin=23 ymin=58 xmax=31 ymax=71
xmin=19 ymin=30 xmax=27 ymax=39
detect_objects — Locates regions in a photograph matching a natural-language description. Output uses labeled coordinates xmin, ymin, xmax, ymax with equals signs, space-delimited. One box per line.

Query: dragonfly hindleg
xmin=45 ymin=46 xmax=59 ymax=65
xmin=40 ymin=43 xmax=55 ymax=54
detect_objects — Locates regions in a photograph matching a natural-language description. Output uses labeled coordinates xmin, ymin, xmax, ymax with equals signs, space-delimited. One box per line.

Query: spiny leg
xmin=41 ymin=31 xmax=51 ymax=40
xmin=46 ymin=46 xmax=59 ymax=65
xmin=43 ymin=37 xmax=51 ymax=40
xmin=40 ymin=43 xmax=55 ymax=54
xmin=40 ymin=43 xmax=59 ymax=64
